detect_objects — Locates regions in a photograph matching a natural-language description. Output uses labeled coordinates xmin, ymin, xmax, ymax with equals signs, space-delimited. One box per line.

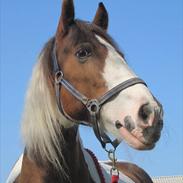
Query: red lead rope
xmin=85 ymin=149 xmax=119 ymax=183
xmin=111 ymin=175 xmax=119 ymax=183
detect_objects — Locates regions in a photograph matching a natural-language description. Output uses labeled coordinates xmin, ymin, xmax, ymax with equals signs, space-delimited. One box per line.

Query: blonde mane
xmin=21 ymin=39 xmax=73 ymax=174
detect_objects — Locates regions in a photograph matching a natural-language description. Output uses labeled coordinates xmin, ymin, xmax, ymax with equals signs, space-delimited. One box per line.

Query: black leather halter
xmin=52 ymin=43 xmax=147 ymax=150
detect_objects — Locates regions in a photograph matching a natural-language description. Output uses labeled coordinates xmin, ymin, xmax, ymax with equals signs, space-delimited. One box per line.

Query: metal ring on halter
xmin=55 ymin=71 xmax=64 ymax=84
xmin=104 ymin=143 xmax=117 ymax=153
xmin=86 ymin=99 xmax=100 ymax=113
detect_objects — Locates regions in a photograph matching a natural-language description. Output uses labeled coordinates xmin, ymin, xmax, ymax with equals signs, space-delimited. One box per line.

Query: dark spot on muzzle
xmin=115 ymin=120 xmax=123 ymax=129
xmin=124 ymin=116 xmax=135 ymax=132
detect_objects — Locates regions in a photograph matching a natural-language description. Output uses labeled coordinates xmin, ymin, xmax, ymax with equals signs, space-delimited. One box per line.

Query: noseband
xmin=52 ymin=42 xmax=147 ymax=151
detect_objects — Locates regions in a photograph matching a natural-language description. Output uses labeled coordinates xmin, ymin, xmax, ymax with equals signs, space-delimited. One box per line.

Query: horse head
xmin=52 ymin=0 xmax=163 ymax=151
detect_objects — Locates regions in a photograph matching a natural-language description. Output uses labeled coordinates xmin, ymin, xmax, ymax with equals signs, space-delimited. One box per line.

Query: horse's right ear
xmin=56 ymin=0 xmax=75 ymax=36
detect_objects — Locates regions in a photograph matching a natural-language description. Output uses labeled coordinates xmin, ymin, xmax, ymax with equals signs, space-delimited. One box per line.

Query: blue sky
xmin=1 ymin=0 xmax=183 ymax=182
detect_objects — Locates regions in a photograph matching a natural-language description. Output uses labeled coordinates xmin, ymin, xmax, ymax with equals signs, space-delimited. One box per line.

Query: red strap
xmin=111 ymin=175 xmax=119 ymax=183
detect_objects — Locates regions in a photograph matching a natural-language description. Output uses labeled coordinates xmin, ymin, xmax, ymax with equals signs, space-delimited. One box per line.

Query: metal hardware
xmin=108 ymin=149 xmax=119 ymax=179
xmin=55 ymin=71 xmax=64 ymax=84
xmin=86 ymin=99 xmax=100 ymax=113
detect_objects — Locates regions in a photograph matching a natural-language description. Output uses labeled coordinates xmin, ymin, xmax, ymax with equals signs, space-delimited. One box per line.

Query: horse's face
xmin=55 ymin=0 xmax=163 ymax=150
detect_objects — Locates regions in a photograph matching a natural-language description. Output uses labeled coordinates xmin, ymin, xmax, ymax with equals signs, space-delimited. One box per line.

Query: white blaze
xmin=96 ymin=35 xmax=155 ymax=139
xmin=96 ymin=35 xmax=136 ymax=89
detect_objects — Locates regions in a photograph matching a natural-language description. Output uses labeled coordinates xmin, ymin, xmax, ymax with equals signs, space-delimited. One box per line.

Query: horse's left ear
xmin=56 ymin=0 xmax=75 ymax=36
xmin=92 ymin=2 xmax=108 ymax=31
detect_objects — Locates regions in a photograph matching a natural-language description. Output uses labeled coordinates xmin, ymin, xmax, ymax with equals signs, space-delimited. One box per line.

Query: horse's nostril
xmin=138 ymin=103 xmax=152 ymax=123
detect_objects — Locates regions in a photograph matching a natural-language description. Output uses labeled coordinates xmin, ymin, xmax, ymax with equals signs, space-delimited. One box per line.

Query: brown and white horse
xmin=7 ymin=1 xmax=163 ymax=183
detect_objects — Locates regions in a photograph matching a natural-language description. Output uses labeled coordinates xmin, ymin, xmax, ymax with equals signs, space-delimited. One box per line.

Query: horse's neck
xmin=44 ymin=126 xmax=94 ymax=182
xmin=19 ymin=126 xmax=94 ymax=183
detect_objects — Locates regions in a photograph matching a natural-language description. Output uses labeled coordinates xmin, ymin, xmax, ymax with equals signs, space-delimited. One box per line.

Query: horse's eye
xmin=76 ymin=48 xmax=91 ymax=60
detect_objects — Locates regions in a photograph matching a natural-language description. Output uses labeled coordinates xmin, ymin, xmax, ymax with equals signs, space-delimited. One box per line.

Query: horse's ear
xmin=56 ymin=0 xmax=75 ymax=36
xmin=92 ymin=2 xmax=108 ymax=31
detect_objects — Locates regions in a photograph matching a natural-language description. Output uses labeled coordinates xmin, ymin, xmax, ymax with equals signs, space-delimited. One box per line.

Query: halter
xmin=52 ymin=42 xmax=147 ymax=151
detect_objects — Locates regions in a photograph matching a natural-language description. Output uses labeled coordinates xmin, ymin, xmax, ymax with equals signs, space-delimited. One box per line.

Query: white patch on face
xmin=96 ymin=35 xmax=157 ymax=139
xmin=96 ymin=35 xmax=136 ymax=89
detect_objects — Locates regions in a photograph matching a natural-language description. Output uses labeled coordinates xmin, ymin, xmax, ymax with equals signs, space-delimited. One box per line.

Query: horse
xmin=7 ymin=1 xmax=163 ymax=183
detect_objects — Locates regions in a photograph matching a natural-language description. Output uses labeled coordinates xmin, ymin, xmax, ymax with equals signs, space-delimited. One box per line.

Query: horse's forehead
xmin=57 ymin=23 xmax=109 ymax=50
xmin=67 ymin=27 xmax=99 ymax=48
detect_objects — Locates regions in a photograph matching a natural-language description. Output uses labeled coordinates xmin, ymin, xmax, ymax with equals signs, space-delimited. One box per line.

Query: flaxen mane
xmin=21 ymin=21 xmax=123 ymax=175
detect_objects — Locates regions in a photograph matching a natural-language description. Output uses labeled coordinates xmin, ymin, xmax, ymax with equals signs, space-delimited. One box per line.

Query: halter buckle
xmin=55 ymin=71 xmax=64 ymax=84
